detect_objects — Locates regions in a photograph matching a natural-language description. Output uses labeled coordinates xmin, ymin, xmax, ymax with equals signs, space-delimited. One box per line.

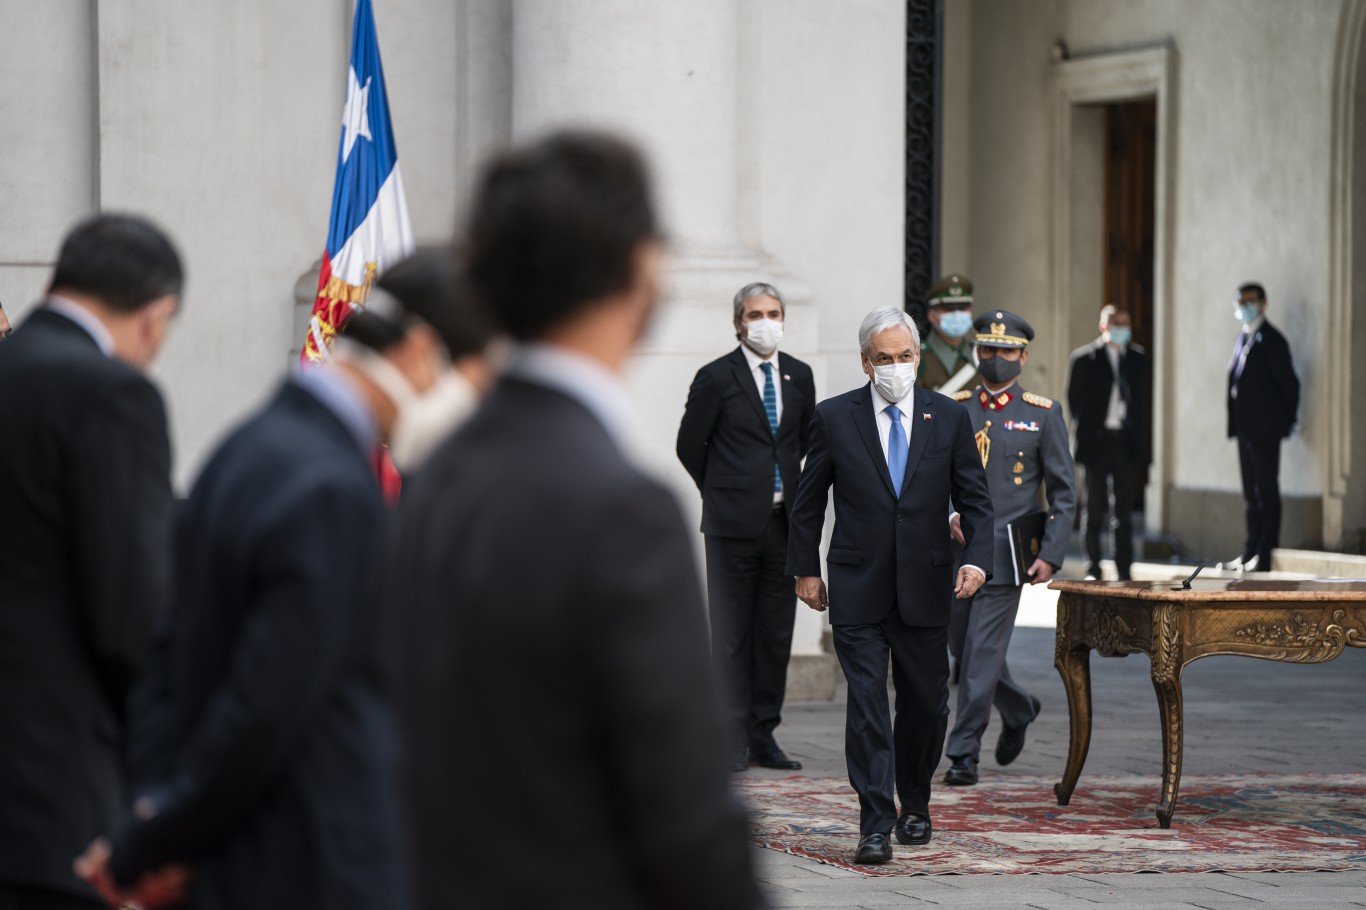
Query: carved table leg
xmin=1150 ymin=666 xmax=1183 ymax=828
xmin=1053 ymin=643 xmax=1092 ymax=806
xmin=1149 ymin=605 xmax=1184 ymax=828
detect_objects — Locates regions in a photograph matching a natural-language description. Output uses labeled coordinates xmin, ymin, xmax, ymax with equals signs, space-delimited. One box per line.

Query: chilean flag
xmin=302 ymin=0 xmax=414 ymax=364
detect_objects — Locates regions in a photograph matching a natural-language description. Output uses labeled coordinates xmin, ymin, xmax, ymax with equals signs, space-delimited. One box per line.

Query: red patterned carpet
xmin=738 ymin=773 xmax=1366 ymax=875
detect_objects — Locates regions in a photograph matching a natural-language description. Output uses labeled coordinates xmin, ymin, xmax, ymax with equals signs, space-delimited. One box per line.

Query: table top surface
xmin=1048 ymin=578 xmax=1366 ymax=602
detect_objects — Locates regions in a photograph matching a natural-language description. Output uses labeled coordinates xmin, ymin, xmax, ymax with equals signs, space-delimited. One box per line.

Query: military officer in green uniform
xmin=916 ymin=274 xmax=980 ymax=394
xmin=943 ymin=310 xmax=1075 ymax=786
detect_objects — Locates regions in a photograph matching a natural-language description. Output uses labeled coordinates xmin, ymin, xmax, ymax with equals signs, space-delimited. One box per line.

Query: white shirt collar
xmin=740 ymin=343 xmax=778 ymax=374
xmin=45 ymin=296 xmax=116 ymax=357
xmin=504 ymin=342 xmax=633 ymax=443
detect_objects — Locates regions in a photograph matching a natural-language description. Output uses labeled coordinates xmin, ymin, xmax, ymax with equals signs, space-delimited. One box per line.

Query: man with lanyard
xmin=916 ymin=274 xmax=980 ymax=396
xmin=944 ymin=311 xmax=1075 ymax=786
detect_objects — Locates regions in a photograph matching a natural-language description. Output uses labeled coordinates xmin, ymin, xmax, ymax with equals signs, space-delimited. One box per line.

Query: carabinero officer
xmin=944 ymin=310 xmax=1075 ymax=786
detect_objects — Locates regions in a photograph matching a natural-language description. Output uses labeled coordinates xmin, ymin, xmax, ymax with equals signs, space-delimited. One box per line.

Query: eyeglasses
xmin=930 ymin=302 xmax=971 ymax=313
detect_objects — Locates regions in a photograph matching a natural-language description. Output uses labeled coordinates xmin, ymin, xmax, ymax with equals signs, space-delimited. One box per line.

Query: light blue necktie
xmin=761 ymin=362 xmax=782 ymax=493
xmin=885 ymin=405 xmax=907 ymax=496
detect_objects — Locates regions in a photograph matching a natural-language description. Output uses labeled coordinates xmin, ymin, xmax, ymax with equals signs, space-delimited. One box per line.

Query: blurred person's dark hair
xmin=464 ymin=130 xmax=660 ymax=340
xmin=48 ymin=213 xmax=184 ymax=312
xmin=344 ymin=246 xmax=495 ymax=357
xmin=1238 ymin=282 xmax=1266 ymax=302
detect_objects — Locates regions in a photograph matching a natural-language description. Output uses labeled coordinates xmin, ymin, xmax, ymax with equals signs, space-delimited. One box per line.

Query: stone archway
xmin=1324 ymin=0 xmax=1366 ymax=551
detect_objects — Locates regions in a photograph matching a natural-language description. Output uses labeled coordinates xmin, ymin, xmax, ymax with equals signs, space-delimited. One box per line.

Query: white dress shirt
xmin=870 ymin=383 xmax=984 ymax=582
xmin=45 ymin=296 xmax=115 ymax=357
xmin=1103 ymin=342 xmax=1127 ymax=431
xmin=742 ymin=344 xmax=784 ymax=503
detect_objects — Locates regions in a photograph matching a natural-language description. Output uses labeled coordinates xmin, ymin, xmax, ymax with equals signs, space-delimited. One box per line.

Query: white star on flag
xmin=340 ymin=66 xmax=373 ymax=163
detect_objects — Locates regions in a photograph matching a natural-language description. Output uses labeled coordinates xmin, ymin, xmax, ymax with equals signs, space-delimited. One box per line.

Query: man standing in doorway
xmin=677 ymin=282 xmax=816 ymax=772
xmin=945 ymin=311 xmax=1075 ymax=786
xmin=1066 ymin=305 xmax=1150 ymax=580
xmin=916 ymin=274 xmax=980 ymax=395
xmin=1226 ymin=282 xmax=1299 ymax=572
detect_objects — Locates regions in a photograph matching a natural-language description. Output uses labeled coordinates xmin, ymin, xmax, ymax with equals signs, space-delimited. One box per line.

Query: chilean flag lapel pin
xmin=923 ymin=412 xmax=933 ymax=421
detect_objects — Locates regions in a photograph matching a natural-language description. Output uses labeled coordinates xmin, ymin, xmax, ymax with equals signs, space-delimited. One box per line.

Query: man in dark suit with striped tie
xmin=677 ymin=284 xmax=817 ymax=772
xmin=1227 ymin=282 xmax=1299 ymax=571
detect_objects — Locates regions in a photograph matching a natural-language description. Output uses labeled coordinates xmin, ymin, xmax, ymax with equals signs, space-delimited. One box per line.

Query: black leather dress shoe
xmin=729 ymin=746 xmax=749 ymax=773
xmin=853 ymin=833 xmax=892 ymax=865
xmin=894 ymin=811 xmax=932 ymax=846
xmin=944 ymin=755 xmax=978 ymax=786
xmin=750 ymin=745 xmax=802 ymax=770
xmin=995 ymin=695 xmax=1042 ymax=766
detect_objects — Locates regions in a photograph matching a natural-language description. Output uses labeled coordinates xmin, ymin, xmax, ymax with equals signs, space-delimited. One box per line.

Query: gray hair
xmin=732 ymin=282 xmax=785 ymax=322
xmin=858 ymin=306 xmax=921 ymax=356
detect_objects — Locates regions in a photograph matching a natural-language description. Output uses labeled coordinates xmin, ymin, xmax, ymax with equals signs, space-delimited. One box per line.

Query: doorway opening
xmin=1102 ymin=97 xmax=1157 ymax=518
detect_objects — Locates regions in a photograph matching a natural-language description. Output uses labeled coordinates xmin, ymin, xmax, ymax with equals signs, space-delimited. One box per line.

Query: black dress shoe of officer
xmin=995 ymin=695 xmax=1042 ymax=767
xmin=750 ymin=745 xmax=802 ymax=770
xmin=853 ymin=833 xmax=893 ymax=865
xmin=894 ymin=811 xmax=932 ymax=846
xmin=944 ymin=755 xmax=979 ymax=786
xmin=729 ymin=746 xmax=749 ymax=773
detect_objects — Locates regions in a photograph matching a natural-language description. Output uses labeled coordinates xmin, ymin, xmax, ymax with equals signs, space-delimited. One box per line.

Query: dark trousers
xmin=946 ymin=585 xmax=1035 ymax=761
xmin=832 ymin=613 xmax=948 ymax=836
xmin=1082 ymin=433 xmax=1142 ymax=578
xmin=1237 ymin=435 xmax=1282 ymax=566
xmin=704 ymin=507 xmax=796 ymax=751
xmin=0 ymin=884 xmax=102 ymax=910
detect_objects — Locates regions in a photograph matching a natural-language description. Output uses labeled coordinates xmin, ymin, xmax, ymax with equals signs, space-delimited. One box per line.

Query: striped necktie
xmin=761 ymin=362 xmax=782 ymax=493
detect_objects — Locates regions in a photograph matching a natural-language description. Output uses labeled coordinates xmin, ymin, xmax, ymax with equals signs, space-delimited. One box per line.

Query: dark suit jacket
xmin=389 ymin=375 xmax=762 ymax=910
xmin=1227 ymin=319 xmax=1299 ymax=443
xmin=1066 ymin=339 xmax=1151 ymax=467
xmin=0 ymin=308 xmax=172 ymax=899
xmin=110 ymin=381 xmax=402 ymax=910
xmin=676 ymin=348 xmax=815 ymax=538
xmin=785 ymin=386 xmax=993 ymax=627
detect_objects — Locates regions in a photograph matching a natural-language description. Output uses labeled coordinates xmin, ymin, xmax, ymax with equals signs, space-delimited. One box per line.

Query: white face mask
xmin=338 ymin=344 xmax=476 ymax=474
xmin=872 ymin=362 xmax=917 ymax=403
xmin=388 ymin=368 xmax=477 ymax=473
xmin=744 ymin=318 xmax=784 ymax=357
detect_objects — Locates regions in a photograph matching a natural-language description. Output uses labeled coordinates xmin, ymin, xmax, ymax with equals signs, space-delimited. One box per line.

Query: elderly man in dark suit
xmin=786 ymin=305 xmax=993 ymax=865
xmin=389 ymin=132 xmax=763 ymax=909
xmin=78 ymin=255 xmax=475 ymax=910
xmin=1226 ymin=282 xmax=1299 ymax=571
xmin=0 ymin=215 xmax=181 ymax=910
xmin=676 ymin=282 xmax=816 ymax=772
xmin=1066 ymin=305 xmax=1151 ymax=581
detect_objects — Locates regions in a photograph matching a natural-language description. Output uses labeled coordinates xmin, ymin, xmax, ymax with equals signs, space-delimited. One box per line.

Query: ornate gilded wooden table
xmin=1049 ymin=578 xmax=1366 ymax=828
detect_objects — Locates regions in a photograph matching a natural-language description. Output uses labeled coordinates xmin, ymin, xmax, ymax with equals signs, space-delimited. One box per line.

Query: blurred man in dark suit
xmin=79 ymin=255 xmax=473 ymax=910
xmin=1066 ymin=305 xmax=1150 ymax=580
xmin=389 ymin=132 xmax=764 ymax=909
xmin=676 ymin=281 xmax=815 ymax=772
xmin=1226 ymin=282 xmax=1299 ymax=571
xmin=0 ymin=214 xmax=181 ymax=910
xmin=786 ymin=306 xmax=993 ymax=865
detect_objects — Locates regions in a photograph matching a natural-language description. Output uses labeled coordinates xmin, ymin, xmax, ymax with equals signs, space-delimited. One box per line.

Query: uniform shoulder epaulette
xmin=951 ymin=390 xmax=972 ymax=402
xmin=1022 ymin=391 xmax=1054 ymax=409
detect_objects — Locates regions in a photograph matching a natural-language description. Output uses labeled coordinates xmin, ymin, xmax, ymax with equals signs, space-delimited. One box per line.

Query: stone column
xmin=510 ymin=0 xmax=831 ymax=697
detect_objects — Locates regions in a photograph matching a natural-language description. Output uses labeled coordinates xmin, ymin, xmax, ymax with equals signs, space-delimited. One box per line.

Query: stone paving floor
xmin=745 ymin=623 xmax=1366 ymax=908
